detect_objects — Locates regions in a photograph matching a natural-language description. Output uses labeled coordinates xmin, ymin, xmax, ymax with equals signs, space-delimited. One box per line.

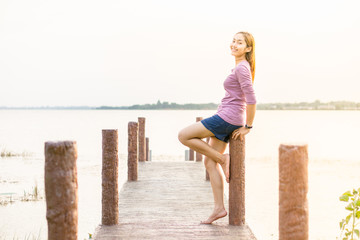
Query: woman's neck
xmin=235 ymin=57 xmax=247 ymax=66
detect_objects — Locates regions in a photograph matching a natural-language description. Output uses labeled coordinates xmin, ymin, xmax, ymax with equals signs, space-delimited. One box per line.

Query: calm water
xmin=0 ymin=109 xmax=360 ymax=239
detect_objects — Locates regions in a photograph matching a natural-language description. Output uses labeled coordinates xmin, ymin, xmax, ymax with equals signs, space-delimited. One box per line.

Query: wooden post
xmin=101 ymin=129 xmax=119 ymax=225
xmin=189 ymin=149 xmax=194 ymax=160
xmin=44 ymin=141 xmax=78 ymax=240
xmin=138 ymin=117 xmax=146 ymax=162
xmin=205 ymin=137 xmax=210 ymax=181
xmin=128 ymin=122 xmax=138 ymax=181
xmin=279 ymin=143 xmax=309 ymax=240
xmin=146 ymin=137 xmax=149 ymax=161
xmin=228 ymin=133 xmax=245 ymax=225
xmin=195 ymin=117 xmax=203 ymax=162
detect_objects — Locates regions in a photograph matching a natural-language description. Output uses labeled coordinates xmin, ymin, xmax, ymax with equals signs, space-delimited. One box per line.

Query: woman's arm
xmin=232 ymin=64 xmax=257 ymax=139
xmin=245 ymin=104 xmax=256 ymax=126
xmin=232 ymin=103 xmax=256 ymax=140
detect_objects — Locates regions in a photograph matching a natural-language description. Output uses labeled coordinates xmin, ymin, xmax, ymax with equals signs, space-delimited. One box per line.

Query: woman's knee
xmin=177 ymin=129 xmax=188 ymax=144
xmin=177 ymin=124 xmax=197 ymax=143
xmin=204 ymin=156 xmax=217 ymax=170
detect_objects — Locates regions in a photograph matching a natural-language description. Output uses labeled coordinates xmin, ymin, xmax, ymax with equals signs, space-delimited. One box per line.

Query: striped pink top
xmin=216 ymin=60 xmax=257 ymax=126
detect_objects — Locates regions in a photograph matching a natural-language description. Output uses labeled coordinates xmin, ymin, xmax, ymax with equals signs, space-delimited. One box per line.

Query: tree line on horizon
xmin=97 ymin=100 xmax=218 ymax=110
xmin=97 ymin=100 xmax=360 ymax=110
xmin=1 ymin=100 xmax=360 ymax=110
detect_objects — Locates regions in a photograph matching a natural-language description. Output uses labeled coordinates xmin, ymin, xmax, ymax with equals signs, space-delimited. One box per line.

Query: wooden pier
xmin=93 ymin=161 xmax=257 ymax=240
xmin=43 ymin=118 xmax=309 ymax=239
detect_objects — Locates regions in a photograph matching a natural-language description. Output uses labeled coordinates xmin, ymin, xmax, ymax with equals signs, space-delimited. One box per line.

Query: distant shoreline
xmin=1 ymin=100 xmax=360 ymax=110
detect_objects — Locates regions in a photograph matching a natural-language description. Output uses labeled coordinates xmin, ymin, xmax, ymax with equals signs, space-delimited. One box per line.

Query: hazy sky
xmin=1 ymin=0 xmax=359 ymax=107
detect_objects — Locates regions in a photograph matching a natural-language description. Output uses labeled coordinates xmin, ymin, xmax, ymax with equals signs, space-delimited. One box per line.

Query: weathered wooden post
xmin=146 ymin=137 xmax=149 ymax=161
xmin=279 ymin=143 xmax=309 ymax=240
xmin=128 ymin=122 xmax=138 ymax=181
xmin=228 ymin=133 xmax=245 ymax=225
xmin=195 ymin=117 xmax=203 ymax=162
xmin=138 ymin=117 xmax=146 ymax=162
xmin=101 ymin=129 xmax=119 ymax=225
xmin=205 ymin=137 xmax=210 ymax=181
xmin=44 ymin=141 xmax=78 ymax=240
xmin=189 ymin=149 xmax=194 ymax=160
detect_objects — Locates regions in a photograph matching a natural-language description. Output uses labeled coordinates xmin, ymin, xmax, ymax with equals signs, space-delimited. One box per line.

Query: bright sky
xmin=1 ymin=0 xmax=359 ymax=107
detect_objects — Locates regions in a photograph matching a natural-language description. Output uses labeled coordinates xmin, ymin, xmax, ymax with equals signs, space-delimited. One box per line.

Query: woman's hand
xmin=231 ymin=127 xmax=250 ymax=140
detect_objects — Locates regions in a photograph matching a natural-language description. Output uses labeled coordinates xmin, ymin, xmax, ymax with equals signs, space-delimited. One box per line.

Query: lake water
xmin=0 ymin=109 xmax=359 ymax=239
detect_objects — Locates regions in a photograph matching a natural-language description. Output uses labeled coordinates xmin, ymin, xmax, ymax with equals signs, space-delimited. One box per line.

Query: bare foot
xmin=220 ymin=154 xmax=230 ymax=183
xmin=200 ymin=208 xmax=227 ymax=224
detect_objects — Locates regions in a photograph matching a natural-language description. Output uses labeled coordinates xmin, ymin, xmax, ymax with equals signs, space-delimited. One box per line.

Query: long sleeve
xmin=235 ymin=65 xmax=257 ymax=104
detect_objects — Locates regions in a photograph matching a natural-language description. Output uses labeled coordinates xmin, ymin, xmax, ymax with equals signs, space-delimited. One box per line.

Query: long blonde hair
xmin=236 ymin=31 xmax=255 ymax=84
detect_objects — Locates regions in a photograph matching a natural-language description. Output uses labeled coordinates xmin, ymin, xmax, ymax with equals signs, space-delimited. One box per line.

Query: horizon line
xmin=0 ymin=99 xmax=359 ymax=108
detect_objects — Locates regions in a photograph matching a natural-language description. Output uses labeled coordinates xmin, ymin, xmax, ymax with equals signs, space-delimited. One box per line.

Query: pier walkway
xmin=93 ymin=160 xmax=256 ymax=240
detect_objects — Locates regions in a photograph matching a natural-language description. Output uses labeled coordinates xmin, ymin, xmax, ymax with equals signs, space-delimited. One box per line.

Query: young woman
xmin=178 ymin=31 xmax=257 ymax=224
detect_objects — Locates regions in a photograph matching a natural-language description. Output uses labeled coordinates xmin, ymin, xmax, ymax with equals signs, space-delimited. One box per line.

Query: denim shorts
xmin=200 ymin=114 xmax=243 ymax=143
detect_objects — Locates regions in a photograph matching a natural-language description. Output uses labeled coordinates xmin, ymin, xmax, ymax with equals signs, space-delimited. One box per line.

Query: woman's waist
xmin=217 ymin=102 xmax=246 ymax=110
xmin=219 ymin=96 xmax=246 ymax=105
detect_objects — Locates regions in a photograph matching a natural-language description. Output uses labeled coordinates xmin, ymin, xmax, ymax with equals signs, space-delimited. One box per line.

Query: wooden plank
xmin=93 ymin=161 xmax=257 ymax=240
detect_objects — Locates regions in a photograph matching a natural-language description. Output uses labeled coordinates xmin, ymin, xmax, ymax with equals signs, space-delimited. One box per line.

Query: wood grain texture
xmin=44 ymin=141 xmax=78 ymax=240
xmin=229 ymin=134 xmax=246 ymax=226
xmin=128 ymin=122 xmax=138 ymax=181
xmin=146 ymin=137 xmax=149 ymax=161
xmin=138 ymin=117 xmax=146 ymax=162
xmin=279 ymin=143 xmax=309 ymax=240
xmin=102 ymin=129 xmax=119 ymax=225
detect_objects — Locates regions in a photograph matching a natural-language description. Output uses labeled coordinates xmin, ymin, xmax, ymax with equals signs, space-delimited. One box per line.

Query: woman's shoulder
xmin=236 ymin=60 xmax=250 ymax=70
xmin=232 ymin=60 xmax=250 ymax=73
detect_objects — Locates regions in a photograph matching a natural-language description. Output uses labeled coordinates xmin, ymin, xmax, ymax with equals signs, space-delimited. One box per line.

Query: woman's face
xmin=230 ymin=33 xmax=251 ymax=57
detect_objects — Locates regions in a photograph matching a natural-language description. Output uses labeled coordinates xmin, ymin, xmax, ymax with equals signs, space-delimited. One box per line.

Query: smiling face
xmin=230 ymin=33 xmax=252 ymax=58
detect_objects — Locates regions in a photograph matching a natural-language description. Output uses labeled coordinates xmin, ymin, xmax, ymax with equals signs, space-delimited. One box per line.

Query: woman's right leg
xmin=201 ymin=136 xmax=228 ymax=224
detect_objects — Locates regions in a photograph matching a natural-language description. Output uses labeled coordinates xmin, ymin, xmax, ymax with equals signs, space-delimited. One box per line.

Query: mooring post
xmin=279 ymin=143 xmax=309 ymax=240
xmin=146 ymin=137 xmax=149 ymax=161
xmin=195 ymin=117 xmax=203 ymax=162
xmin=101 ymin=129 xmax=119 ymax=225
xmin=205 ymin=137 xmax=210 ymax=181
xmin=128 ymin=122 xmax=139 ymax=181
xmin=189 ymin=149 xmax=194 ymax=160
xmin=138 ymin=117 xmax=146 ymax=162
xmin=228 ymin=133 xmax=245 ymax=225
xmin=44 ymin=141 xmax=78 ymax=240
